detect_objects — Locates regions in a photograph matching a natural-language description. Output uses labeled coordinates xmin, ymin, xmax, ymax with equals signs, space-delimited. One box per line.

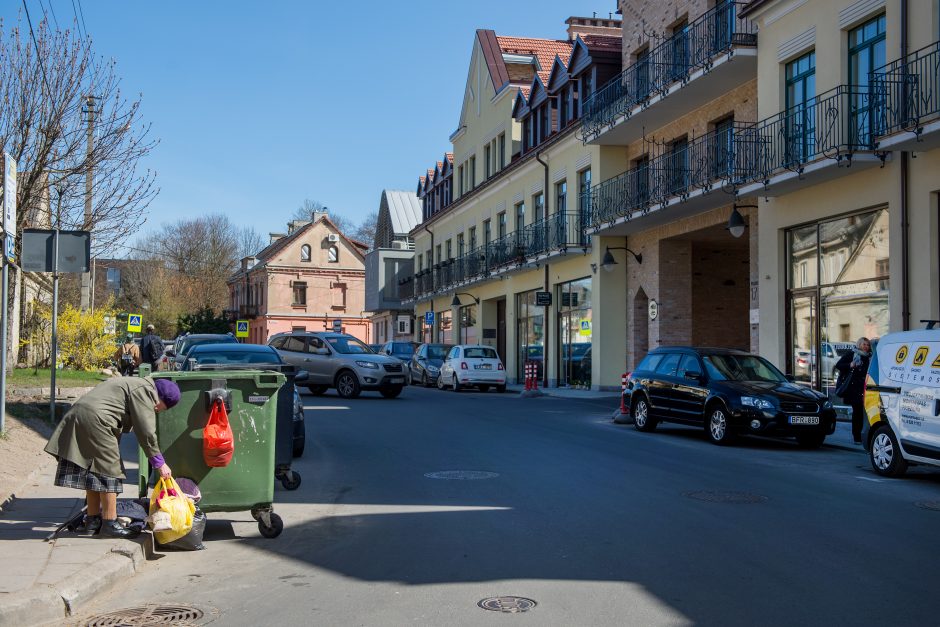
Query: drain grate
xmin=914 ymin=500 xmax=940 ymax=512
xmin=478 ymin=597 xmax=537 ymax=613
xmin=83 ymin=605 xmax=205 ymax=626
xmin=683 ymin=490 xmax=768 ymax=504
xmin=424 ymin=471 xmax=499 ymax=480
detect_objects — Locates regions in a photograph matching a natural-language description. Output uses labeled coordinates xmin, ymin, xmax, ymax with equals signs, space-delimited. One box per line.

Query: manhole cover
xmin=478 ymin=597 xmax=537 ymax=613
xmin=914 ymin=500 xmax=940 ymax=511
xmin=424 ymin=471 xmax=499 ymax=480
xmin=683 ymin=490 xmax=768 ymax=504
xmin=83 ymin=605 xmax=205 ymax=626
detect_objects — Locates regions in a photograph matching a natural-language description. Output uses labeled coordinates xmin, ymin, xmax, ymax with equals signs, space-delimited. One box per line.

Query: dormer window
xmin=328 ymin=246 xmax=339 ymax=263
xmin=300 ymin=244 xmax=311 ymax=262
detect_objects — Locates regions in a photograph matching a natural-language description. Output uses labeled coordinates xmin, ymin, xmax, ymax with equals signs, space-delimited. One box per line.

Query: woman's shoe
xmin=73 ymin=514 xmax=101 ymax=536
xmin=99 ymin=519 xmax=140 ymax=539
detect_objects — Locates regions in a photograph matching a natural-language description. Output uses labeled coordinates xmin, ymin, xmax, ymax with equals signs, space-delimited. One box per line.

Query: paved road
xmin=79 ymin=385 xmax=940 ymax=626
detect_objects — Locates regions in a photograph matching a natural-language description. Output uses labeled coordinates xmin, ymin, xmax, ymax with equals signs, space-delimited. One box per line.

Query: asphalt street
xmin=78 ymin=385 xmax=940 ymax=626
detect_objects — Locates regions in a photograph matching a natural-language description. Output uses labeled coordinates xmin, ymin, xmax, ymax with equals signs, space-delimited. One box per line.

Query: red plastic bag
xmin=204 ymin=399 xmax=234 ymax=467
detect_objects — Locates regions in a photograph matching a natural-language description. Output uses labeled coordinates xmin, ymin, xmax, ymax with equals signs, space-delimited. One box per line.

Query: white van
xmin=863 ymin=323 xmax=940 ymax=477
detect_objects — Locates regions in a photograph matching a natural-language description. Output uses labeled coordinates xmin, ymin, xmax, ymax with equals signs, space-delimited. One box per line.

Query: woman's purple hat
xmin=153 ymin=379 xmax=181 ymax=408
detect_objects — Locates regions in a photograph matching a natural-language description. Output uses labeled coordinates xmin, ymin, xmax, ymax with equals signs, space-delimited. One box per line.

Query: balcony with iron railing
xmin=580 ymin=1 xmax=756 ymax=146
xmin=410 ymin=211 xmax=591 ymax=300
xmin=870 ymin=40 xmax=940 ymax=151
xmin=583 ymin=123 xmax=750 ymax=235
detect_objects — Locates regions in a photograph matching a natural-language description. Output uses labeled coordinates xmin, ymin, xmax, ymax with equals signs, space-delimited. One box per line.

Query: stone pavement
xmin=0 ymin=439 xmax=151 ymax=627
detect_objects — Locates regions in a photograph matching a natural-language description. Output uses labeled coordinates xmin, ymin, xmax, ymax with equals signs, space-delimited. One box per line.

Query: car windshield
xmin=464 ymin=346 xmax=498 ymax=359
xmin=191 ymin=350 xmax=281 ymax=367
xmin=702 ymin=354 xmax=787 ymax=382
xmin=327 ymin=336 xmax=371 ymax=354
xmin=425 ymin=345 xmax=450 ymax=359
xmin=391 ymin=343 xmax=415 ymax=356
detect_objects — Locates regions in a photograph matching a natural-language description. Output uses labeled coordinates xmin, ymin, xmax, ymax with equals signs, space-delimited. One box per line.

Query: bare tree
xmin=289 ymin=198 xmax=325 ymax=223
xmin=236 ymin=226 xmax=265 ymax=259
xmin=352 ymin=211 xmax=378 ymax=248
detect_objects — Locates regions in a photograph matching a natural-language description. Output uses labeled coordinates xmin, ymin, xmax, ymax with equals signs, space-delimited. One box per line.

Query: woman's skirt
xmin=54 ymin=459 xmax=122 ymax=493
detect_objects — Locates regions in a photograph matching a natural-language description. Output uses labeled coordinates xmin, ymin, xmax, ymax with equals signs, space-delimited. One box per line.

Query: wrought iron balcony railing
xmin=519 ymin=210 xmax=588 ymax=258
xmin=734 ymin=84 xmax=876 ymax=186
xmin=582 ymin=123 xmax=748 ymax=229
xmin=581 ymin=1 xmax=756 ymax=142
xmin=870 ymin=40 xmax=940 ymax=139
xmin=238 ymin=304 xmax=258 ymax=318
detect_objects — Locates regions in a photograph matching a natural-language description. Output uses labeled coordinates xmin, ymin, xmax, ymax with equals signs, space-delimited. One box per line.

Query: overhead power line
xmin=21 ymin=0 xmax=55 ymax=100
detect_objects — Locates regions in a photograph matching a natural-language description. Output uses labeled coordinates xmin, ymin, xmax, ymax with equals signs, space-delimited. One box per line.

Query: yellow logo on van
xmin=895 ymin=345 xmax=908 ymax=364
xmin=913 ymin=346 xmax=929 ymax=366
xmin=933 ymin=353 xmax=940 ymax=368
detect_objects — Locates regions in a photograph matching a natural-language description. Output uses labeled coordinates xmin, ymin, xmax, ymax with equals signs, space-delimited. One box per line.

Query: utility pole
xmin=80 ymin=95 xmax=95 ymax=310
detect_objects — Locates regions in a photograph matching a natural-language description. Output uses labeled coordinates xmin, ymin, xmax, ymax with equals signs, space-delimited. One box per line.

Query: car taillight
xmin=461 ymin=362 xmax=468 ymax=370
xmin=497 ymin=363 xmax=504 ymax=370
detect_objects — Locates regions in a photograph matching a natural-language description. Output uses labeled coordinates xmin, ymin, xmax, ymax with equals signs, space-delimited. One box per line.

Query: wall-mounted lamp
xmin=600 ymin=246 xmax=643 ymax=272
xmin=451 ymin=292 xmax=480 ymax=307
xmin=727 ymin=204 xmax=756 ymax=238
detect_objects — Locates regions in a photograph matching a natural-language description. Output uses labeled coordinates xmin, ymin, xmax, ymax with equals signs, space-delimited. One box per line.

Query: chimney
xmin=312 ymin=210 xmax=329 ymax=223
xmin=241 ymin=256 xmax=257 ymax=271
xmin=287 ymin=220 xmax=309 ymax=234
xmin=269 ymin=232 xmax=285 ymax=244
xmin=566 ymin=15 xmax=622 ymax=41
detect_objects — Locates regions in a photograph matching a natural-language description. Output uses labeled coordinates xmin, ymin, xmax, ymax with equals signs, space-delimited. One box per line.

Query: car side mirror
xmin=294 ymin=370 xmax=310 ymax=383
xmin=684 ymin=370 xmax=703 ymax=382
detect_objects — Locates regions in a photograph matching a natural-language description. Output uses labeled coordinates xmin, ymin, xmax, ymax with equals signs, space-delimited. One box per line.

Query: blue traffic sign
xmin=424 ymin=311 xmax=435 ymax=326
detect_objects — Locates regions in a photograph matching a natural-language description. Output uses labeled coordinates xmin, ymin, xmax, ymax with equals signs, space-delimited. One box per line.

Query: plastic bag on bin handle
xmin=203 ymin=397 xmax=234 ymax=467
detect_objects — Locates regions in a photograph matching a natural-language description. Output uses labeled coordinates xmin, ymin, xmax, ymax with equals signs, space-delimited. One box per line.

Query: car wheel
xmin=796 ymin=432 xmax=826 ymax=449
xmin=870 ymin=424 xmax=908 ymax=477
xmin=706 ymin=404 xmax=734 ymax=445
xmin=307 ymin=385 xmax=328 ymax=396
xmin=380 ymin=385 xmax=403 ymax=399
xmin=478 ymin=384 xmax=490 ymax=393
xmin=437 ymin=373 xmax=446 ymax=390
xmin=335 ymin=371 xmax=361 ymax=399
xmin=632 ymin=397 xmax=656 ymax=432
xmin=496 ymin=384 xmax=506 ymax=393
xmin=452 ymin=375 xmax=461 ymax=392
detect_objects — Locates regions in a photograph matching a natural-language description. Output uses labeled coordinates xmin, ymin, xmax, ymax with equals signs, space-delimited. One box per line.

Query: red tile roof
xmin=496 ymin=36 xmax=574 ymax=84
xmin=581 ymin=34 xmax=622 ymax=51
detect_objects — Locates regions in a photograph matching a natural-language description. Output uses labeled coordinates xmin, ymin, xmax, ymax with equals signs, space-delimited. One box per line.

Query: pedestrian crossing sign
xmin=127 ymin=314 xmax=142 ymax=333
xmin=236 ymin=320 xmax=249 ymax=338
xmin=579 ymin=319 xmax=591 ymax=336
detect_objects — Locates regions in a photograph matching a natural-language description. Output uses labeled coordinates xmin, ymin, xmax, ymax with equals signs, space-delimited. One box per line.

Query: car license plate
xmin=789 ymin=415 xmax=820 ymax=425
xmin=389 ymin=377 xmax=404 ymax=383
xmin=474 ymin=364 xmax=492 ymax=370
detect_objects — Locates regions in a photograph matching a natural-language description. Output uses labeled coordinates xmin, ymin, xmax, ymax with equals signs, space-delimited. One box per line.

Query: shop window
xmin=558 ymin=277 xmax=592 ymax=387
xmin=516 ymin=289 xmax=545 ymax=382
xmin=460 ymin=304 xmax=477 ymax=344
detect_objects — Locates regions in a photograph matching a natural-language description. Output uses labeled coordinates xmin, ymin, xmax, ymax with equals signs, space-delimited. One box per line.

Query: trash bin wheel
xmin=281 ymin=472 xmax=302 ymax=490
xmin=259 ymin=513 xmax=284 ymax=538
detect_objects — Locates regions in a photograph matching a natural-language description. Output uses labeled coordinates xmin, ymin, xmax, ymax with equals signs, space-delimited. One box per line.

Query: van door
xmin=896 ymin=341 xmax=940 ymax=459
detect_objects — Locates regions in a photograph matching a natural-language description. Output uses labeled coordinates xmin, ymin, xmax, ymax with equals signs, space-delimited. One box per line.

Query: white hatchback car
xmin=437 ymin=344 xmax=507 ymax=393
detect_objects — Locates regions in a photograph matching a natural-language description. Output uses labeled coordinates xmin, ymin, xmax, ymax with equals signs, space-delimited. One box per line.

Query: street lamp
xmin=727 ymin=204 xmax=755 ymax=238
xmin=451 ymin=292 xmax=480 ymax=307
xmin=600 ymin=246 xmax=643 ymax=272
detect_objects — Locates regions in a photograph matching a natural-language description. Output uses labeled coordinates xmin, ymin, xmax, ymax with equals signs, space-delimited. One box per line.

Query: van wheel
xmin=870 ymin=424 xmax=908 ymax=477
xmin=335 ymin=371 xmax=361 ymax=399
xmin=706 ymin=404 xmax=734 ymax=445
xmin=632 ymin=397 xmax=656 ymax=432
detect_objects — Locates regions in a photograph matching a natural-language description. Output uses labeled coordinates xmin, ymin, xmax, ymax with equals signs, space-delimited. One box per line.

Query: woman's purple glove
xmin=149 ymin=453 xmax=165 ymax=469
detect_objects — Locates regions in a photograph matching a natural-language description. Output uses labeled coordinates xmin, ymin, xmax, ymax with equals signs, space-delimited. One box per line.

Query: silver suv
xmin=269 ymin=332 xmax=406 ymax=399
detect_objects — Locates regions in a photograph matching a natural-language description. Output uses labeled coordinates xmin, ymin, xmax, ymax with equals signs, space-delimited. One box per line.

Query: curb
xmin=0 ymin=538 xmax=149 ymax=627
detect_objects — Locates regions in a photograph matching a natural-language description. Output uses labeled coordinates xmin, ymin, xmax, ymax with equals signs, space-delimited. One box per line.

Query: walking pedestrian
xmin=113 ymin=333 xmax=141 ymax=376
xmin=834 ymin=337 xmax=872 ymax=444
xmin=44 ymin=377 xmax=181 ymax=537
xmin=140 ymin=324 xmax=164 ymax=370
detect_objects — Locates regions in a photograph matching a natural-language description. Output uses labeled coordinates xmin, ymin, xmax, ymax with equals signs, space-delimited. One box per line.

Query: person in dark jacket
xmin=834 ymin=337 xmax=872 ymax=444
xmin=140 ymin=324 xmax=164 ymax=370
xmin=44 ymin=377 xmax=181 ymax=537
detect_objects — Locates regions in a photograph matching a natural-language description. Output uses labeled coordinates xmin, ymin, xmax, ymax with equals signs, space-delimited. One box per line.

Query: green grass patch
xmin=8 ymin=368 xmax=108 ymax=388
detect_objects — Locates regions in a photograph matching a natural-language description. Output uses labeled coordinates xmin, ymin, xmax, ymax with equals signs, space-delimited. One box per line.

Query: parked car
xmin=437 ymin=344 xmax=506 ymax=393
xmin=409 ymin=343 xmax=453 ymax=387
xmin=623 ymin=347 xmax=836 ymax=447
xmin=182 ymin=342 xmax=306 ymax=457
xmin=380 ymin=341 xmax=419 ymax=369
xmin=863 ymin=324 xmax=940 ymax=477
xmin=170 ymin=333 xmax=239 ymax=370
xmin=269 ymin=331 xmax=406 ymax=399
xmin=368 ymin=344 xmax=384 ymax=353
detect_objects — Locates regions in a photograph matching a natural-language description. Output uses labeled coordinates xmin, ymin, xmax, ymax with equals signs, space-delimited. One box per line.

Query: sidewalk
xmin=0 ymin=439 xmax=151 ymax=627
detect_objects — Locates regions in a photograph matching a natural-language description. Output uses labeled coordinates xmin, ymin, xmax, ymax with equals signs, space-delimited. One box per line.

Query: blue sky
xmin=4 ymin=1 xmax=618 ymax=239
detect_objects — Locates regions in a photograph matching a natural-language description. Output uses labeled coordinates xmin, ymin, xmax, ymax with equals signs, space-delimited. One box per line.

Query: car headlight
xmin=741 ymin=396 xmax=774 ymax=410
xmin=356 ymin=360 xmax=379 ymax=369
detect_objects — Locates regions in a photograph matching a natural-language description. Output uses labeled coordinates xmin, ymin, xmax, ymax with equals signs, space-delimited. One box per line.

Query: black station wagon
xmin=623 ymin=347 xmax=837 ymax=448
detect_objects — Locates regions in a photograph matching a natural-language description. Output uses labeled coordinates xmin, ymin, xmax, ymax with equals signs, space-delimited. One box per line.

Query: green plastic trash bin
xmin=138 ymin=370 xmax=287 ymax=538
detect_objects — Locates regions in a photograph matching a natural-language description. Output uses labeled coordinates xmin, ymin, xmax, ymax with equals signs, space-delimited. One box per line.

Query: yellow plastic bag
xmin=149 ymin=476 xmax=195 ymax=545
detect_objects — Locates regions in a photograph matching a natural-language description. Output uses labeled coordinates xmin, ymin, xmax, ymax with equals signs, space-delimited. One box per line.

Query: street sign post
xmin=0 ymin=153 xmax=16 ymax=433
xmin=127 ymin=313 xmax=143 ymax=333
xmin=236 ymin=320 xmax=249 ymax=338
xmin=424 ymin=311 xmax=435 ymax=326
